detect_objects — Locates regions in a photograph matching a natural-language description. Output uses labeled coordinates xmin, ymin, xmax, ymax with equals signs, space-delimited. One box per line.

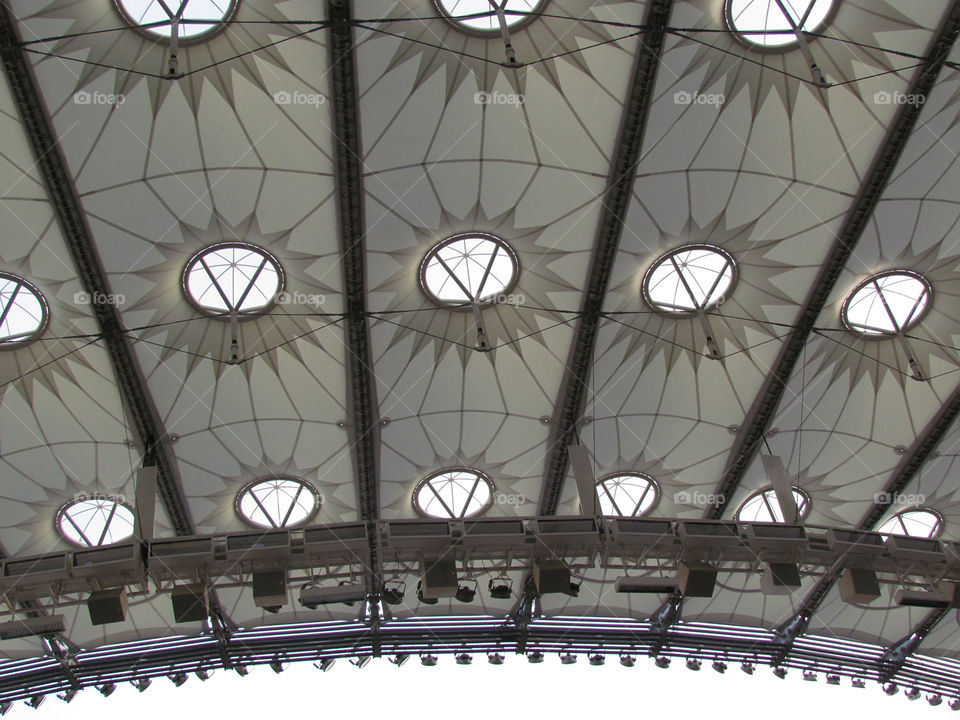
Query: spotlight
xmin=803 ymin=671 xmax=817 ymax=682
xmin=655 ymin=657 xmax=671 ymax=669
xmin=488 ymin=652 xmax=505 ymax=665
xmin=712 ymin=661 xmax=727 ymax=674
xmin=132 ymin=677 xmax=151 ymax=692
xmin=527 ymin=652 xmax=544 ymax=664
xmin=262 ymin=606 xmax=281 ymax=614
xmin=740 ymin=663 xmax=754 ymax=675
xmin=559 ymin=653 xmax=577 ymax=665
xmin=169 ymin=673 xmax=188 ymax=687
xmin=905 ymin=687 xmax=921 ymax=701
xmin=315 ymin=658 xmax=336 ymax=672
xmin=416 ymin=581 xmax=438 ymax=606
xmin=772 ymin=667 xmax=787 ymax=679
xmin=949 ymin=697 xmax=960 ymax=710
xmin=929 ymin=694 xmax=944 ymax=706
xmin=99 ymin=684 xmax=117 ymax=697
xmin=350 ymin=656 xmax=371 ymax=669
xmin=488 ymin=576 xmax=513 ymax=599
xmin=0 ymin=702 xmax=11 ymax=716
xmin=382 ymin=581 xmax=405 ymax=606
xmin=455 ymin=585 xmax=477 ymax=603
xmin=269 ymin=658 xmax=285 ymax=674
xmin=686 ymin=658 xmax=701 ymax=671
xmin=588 ymin=653 xmax=605 ymax=666
xmin=235 ymin=665 xmax=250 ymax=677
xmin=195 ymin=669 xmax=212 ymax=681
xmin=851 ymin=678 xmax=865 ymax=689
xmin=57 ymin=688 xmax=79 ymax=703
xmin=826 ymin=674 xmax=840 ymax=685
xmin=25 ymin=695 xmax=44 ymax=709
xmin=455 ymin=653 xmax=472 ymax=665
xmin=389 ymin=654 xmax=409 ymax=667
xmin=883 ymin=683 xmax=898 ymax=696
xmin=619 ymin=655 xmax=636 ymax=668
xmin=420 ymin=654 xmax=438 ymax=667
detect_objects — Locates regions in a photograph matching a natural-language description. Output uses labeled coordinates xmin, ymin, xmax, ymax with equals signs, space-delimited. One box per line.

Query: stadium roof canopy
xmin=3 ymin=0 xmax=960 ymax=705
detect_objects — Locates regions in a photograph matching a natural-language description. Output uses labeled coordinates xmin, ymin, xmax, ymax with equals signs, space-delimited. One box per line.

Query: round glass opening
xmin=183 ymin=242 xmax=283 ymax=316
xmin=414 ymin=468 xmax=494 ymax=519
xmin=643 ymin=245 xmax=736 ymax=314
xmin=726 ymin=0 xmax=834 ymax=48
xmin=842 ymin=271 xmax=931 ymax=336
xmin=58 ymin=496 xmax=135 ymax=547
xmin=420 ymin=234 xmax=519 ymax=307
xmin=0 ymin=274 xmax=48 ymax=347
xmin=237 ymin=477 xmax=320 ymax=529
xmin=435 ymin=0 xmax=546 ymax=33
xmin=596 ymin=473 xmax=659 ymax=517
xmin=877 ymin=508 xmax=942 ymax=539
xmin=116 ymin=0 xmax=237 ymax=40
xmin=736 ymin=486 xmax=810 ymax=523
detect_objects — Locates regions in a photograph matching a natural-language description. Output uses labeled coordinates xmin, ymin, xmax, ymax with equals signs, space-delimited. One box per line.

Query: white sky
xmin=23 ymin=655 xmax=944 ymax=718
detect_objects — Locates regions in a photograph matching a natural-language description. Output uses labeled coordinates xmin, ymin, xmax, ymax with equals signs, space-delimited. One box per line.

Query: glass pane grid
xmin=185 ymin=244 xmax=282 ymax=314
xmin=645 ymin=247 xmax=735 ymax=313
xmin=59 ymin=499 xmax=135 ymax=547
xmin=117 ymin=0 xmax=233 ymax=38
xmin=737 ymin=488 xmax=808 ymax=523
xmin=0 ymin=277 xmax=46 ymax=344
xmin=597 ymin=474 xmax=658 ymax=517
xmin=727 ymin=0 xmax=833 ymax=47
xmin=437 ymin=0 xmax=542 ymax=32
xmin=844 ymin=272 xmax=929 ymax=336
xmin=422 ymin=235 xmax=517 ymax=306
xmin=238 ymin=477 xmax=318 ymax=528
xmin=416 ymin=470 xmax=493 ymax=519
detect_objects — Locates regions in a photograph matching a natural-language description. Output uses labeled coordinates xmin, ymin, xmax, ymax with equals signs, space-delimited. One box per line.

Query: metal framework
xmin=327 ymin=0 xmax=383 ymax=603
xmin=539 ymin=0 xmax=674 ymax=514
xmin=0 ymin=5 xmax=194 ymax=537
xmin=706 ymin=0 xmax=960 ymax=519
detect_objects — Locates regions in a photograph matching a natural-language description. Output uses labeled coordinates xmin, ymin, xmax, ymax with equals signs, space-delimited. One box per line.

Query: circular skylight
xmin=0 ymin=274 xmax=48 ymax=347
xmin=183 ymin=242 xmax=283 ymax=316
xmin=726 ymin=0 xmax=834 ymax=48
xmin=420 ymin=234 xmax=519 ymax=307
xmin=877 ymin=509 xmax=943 ymax=539
xmin=596 ymin=473 xmax=658 ymax=517
xmin=237 ymin=477 xmax=320 ymax=529
xmin=115 ymin=0 xmax=237 ymax=40
xmin=842 ymin=271 xmax=931 ymax=336
xmin=736 ymin=487 xmax=810 ymax=523
xmin=643 ymin=245 xmax=736 ymax=314
xmin=57 ymin=497 xmax=135 ymax=547
xmin=435 ymin=0 xmax=546 ymax=33
xmin=414 ymin=468 xmax=494 ymax=519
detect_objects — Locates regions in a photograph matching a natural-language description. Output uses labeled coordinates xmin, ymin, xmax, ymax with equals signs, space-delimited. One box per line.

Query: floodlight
xmin=57 ymin=688 xmax=79 ymax=703
xmin=905 ymin=687 xmax=921 ymax=700
xmin=949 ymin=697 xmax=960 ymax=710
xmin=851 ymin=678 xmax=865 ymax=688
xmin=235 ymin=665 xmax=249 ymax=677
xmin=420 ymin=654 xmax=438 ymax=667
xmin=929 ymin=695 xmax=944 ymax=706
xmin=99 ymin=684 xmax=117 ymax=697
xmin=455 ymin=580 xmax=477 ymax=603
xmin=620 ymin=655 xmax=636 ymax=667
xmin=772 ymin=667 xmax=787 ymax=679
xmin=488 ymin=652 xmax=505 ymax=665
xmin=686 ymin=658 xmax=701 ymax=671
xmin=740 ymin=663 xmax=754 ymax=675
xmin=825 ymin=674 xmax=840 ymax=685
xmin=883 ymin=683 xmax=898 ymax=696
xmin=269 ymin=658 xmax=285 ymax=673
xmin=527 ymin=651 xmax=544 ymax=664
xmin=382 ymin=581 xmax=405 ymax=605
xmin=560 ymin=653 xmax=577 ymax=665
xmin=455 ymin=653 xmax=472 ymax=665
xmin=390 ymin=654 xmax=409 ymax=667
xmin=0 ymin=702 xmax=11 ymax=716
xmin=655 ymin=657 xmax=671 ymax=669
xmin=25 ymin=695 xmax=44 ymax=709
xmin=195 ymin=669 xmax=212 ymax=681
xmin=350 ymin=656 xmax=371 ymax=669
xmin=803 ymin=671 xmax=816 ymax=682
xmin=316 ymin=658 xmax=336 ymax=672
xmin=488 ymin=576 xmax=512 ymax=599
xmin=712 ymin=661 xmax=727 ymax=674
xmin=170 ymin=673 xmax=188 ymax=687
xmin=132 ymin=678 xmax=151 ymax=692
xmin=588 ymin=653 xmax=605 ymax=666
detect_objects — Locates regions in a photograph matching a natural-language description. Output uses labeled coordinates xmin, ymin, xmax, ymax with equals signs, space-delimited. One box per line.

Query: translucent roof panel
xmin=420 ymin=234 xmax=519 ymax=307
xmin=0 ymin=274 xmax=47 ymax=346
xmin=597 ymin=473 xmax=658 ymax=517
xmin=435 ymin=0 xmax=546 ymax=33
xmin=877 ymin=509 xmax=943 ymax=539
xmin=237 ymin=477 xmax=320 ymax=529
xmin=57 ymin=497 xmax=135 ymax=547
xmin=116 ymin=0 xmax=236 ymax=40
xmin=736 ymin=487 xmax=810 ymax=523
xmin=726 ymin=0 xmax=834 ymax=48
xmin=414 ymin=469 xmax=494 ymax=519
xmin=183 ymin=242 xmax=283 ymax=315
xmin=843 ymin=271 xmax=931 ymax=336
xmin=643 ymin=245 xmax=736 ymax=314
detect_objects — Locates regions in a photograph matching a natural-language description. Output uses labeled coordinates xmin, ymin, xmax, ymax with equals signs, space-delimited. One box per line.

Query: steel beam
xmin=706 ymin=0 xmax=960 ymax=519
xmin=0 ymin=6 xmax=194 ymax=535
xmin=538 ymin=0 xmax=674 ymax=514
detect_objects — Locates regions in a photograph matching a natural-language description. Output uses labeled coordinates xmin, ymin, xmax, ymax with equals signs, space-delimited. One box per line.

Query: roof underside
xmin=3 ymin=0 xmax=960 ymax=701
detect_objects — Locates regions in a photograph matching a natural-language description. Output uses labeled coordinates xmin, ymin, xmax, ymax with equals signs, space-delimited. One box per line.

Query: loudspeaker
xmin=760 ymin=563 xmax=801 ymax=595
xmin=838 ymin=568 xmax=880 ymax=604
xmin=253 ymin=571 xmax=287 ymax=609
xmin=420 ymin=559 xmax=457 ymax=599
xmin=678 ymin=562 xmax=717 ymax=598
xmin=533 ymin=560 xmax=571 ymax=595
xmin=88 ymin=588 xmax=128 ymax=625
xmin=171 ymin=584 xmax=209 ymax=623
